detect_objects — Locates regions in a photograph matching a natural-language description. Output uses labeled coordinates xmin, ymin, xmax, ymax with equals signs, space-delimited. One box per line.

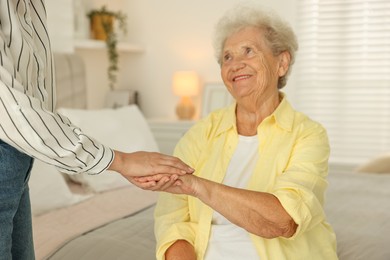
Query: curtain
xmin=295 ymin=0 xmax=390 ymax=165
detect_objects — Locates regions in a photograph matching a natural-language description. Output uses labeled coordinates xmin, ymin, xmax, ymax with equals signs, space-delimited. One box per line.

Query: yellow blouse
xmin=155 ymin=95 xmax=338 ymax=260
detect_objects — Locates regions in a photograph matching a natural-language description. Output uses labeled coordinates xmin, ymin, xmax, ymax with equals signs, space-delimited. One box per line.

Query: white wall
xmin=46 ymin=1 xmax=73 ymax=53
xmin=49 ymin=0 xmax=298 ymax=118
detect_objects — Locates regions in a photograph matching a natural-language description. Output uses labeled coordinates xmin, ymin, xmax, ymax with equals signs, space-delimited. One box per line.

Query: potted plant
xmin=87 ymin=6 xmax=127 ymax=90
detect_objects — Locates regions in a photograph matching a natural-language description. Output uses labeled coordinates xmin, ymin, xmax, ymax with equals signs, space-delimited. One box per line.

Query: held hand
xmin=134 ymin=174 xmax=201 ymax=195
xmin=165 ymin=174 xmax=200 ymax=196
xmin=108 ymin=150 xmax=194 ymax=180
xmin=128 ymin=174 xmax=179 ymax=190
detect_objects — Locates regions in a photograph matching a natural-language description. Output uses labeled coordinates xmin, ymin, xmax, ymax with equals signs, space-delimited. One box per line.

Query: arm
xmin=154 ymin=191 xmax=196 ymax=260
xmin=1 ymin=75 xmax=193 ymax=180
xmin=0 ymin=1 xmax=112 ymax=175
xmin=165 ymin=174 xmax=297 ymax=238
xmin=165 ymin=240 xmax=196 ymax=260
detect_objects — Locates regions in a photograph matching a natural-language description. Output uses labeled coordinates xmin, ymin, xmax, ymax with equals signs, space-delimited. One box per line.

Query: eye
xmin=245 ymin=47 xmax=253 ymax=54
xmin=223 ymin=53 xmax=232 ymax=62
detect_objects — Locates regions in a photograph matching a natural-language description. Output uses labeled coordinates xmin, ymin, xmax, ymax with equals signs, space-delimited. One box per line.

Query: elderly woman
xmin=150 ymin=4 xmax=337 ymax=260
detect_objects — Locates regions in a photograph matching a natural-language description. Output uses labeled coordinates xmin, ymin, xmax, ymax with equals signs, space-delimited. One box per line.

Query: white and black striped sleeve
xmin=0 ymin=0 xmax=114 ymax=175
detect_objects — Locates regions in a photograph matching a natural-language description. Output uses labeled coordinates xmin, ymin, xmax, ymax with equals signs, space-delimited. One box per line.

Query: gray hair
xmin=213 ymin=4 xmax=298 ymax=89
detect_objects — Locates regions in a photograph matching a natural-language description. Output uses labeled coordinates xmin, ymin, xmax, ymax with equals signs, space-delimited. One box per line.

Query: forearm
xmin=165 ymin=240 xmax=196 ymax=260
xmin=0 ymin=83 xmax=113 ymax=174
xmin=196 ymin=177 xmax=297 ymax=238
xmin=108 ymin=150 xmax=125 ymax=173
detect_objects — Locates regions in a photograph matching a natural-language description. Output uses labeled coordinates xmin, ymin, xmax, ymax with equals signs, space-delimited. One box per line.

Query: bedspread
xmin=32 ymin=187 xmax=157 ymax=260
xmin=325 ymin=171 xmax=390 ymax=260
xmin=48 ymin=205 xmax=156 ymax=260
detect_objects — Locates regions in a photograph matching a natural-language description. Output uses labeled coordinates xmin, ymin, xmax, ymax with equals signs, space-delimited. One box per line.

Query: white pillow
xmin=57 ymin=105 xmax=159 ymax=192
xmin=29 ymin=159 xmax=90 ymax=216
xmin=355 ymin=153 xmax=390 ymax=174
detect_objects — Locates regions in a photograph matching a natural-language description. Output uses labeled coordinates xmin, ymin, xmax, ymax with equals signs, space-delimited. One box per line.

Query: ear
xmin=277 ymin=51 xmax=291 ymax=77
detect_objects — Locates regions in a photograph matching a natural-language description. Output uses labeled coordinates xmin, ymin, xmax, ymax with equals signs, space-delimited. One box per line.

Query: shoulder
xmin=289 ymin=111 xmax=330 ymax=152
xmin=294 ymin=110 xmax=327 ymax=135
xmin=276 ymin=97 xmax=327 ymax=137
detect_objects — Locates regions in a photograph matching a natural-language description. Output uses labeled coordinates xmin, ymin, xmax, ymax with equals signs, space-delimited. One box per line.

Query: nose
xmin=231 ymin=57 xmax=245 ymax=72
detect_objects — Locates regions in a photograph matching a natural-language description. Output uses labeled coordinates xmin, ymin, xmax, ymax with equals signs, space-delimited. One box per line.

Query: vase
xmin=90 ymin=14 xmax=114 ymax=40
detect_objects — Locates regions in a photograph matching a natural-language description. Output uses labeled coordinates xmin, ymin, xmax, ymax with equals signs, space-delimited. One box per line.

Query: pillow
xmin=29 ymin=159 xmax=90 ymax=216
xmin=57 ymin=105 xmax=159 ymax=192
xmin=355 ymin=153 xmax=390 ymax=173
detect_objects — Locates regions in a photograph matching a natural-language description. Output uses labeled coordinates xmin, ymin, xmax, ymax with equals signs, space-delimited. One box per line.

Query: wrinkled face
xmin=221 ymin=26 xmax=287 ymax=103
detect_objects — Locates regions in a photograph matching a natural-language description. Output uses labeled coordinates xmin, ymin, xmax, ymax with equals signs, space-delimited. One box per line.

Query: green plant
xmin=87 ymin=6 xmax=127 ymax=90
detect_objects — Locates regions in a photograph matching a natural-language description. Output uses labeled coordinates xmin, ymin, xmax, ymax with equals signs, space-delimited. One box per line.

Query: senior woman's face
xmin=221 ymin=26 xmax=287 ymax=103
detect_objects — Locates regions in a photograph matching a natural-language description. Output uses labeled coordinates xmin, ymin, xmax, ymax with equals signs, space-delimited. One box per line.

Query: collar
xmin=215 ymin=102 xmax=237 ymax=136
xmin=269 ymin=92 xmax=295 ymax=132
xmin=215 ymin=92 xmax=295 ymax=136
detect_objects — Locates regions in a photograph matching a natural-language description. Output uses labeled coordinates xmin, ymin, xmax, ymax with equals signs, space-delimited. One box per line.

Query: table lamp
xmin=172 ymin=71 xmax=200 ymax=120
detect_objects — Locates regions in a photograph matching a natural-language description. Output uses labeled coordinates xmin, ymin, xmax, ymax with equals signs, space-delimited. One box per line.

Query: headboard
xmin=53 ymin=52 xmax=138 ymax=110
xmin=54 ymin=53 xmax=87 ymax=109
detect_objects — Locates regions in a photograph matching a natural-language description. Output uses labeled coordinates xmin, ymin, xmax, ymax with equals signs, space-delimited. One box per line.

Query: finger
xmin=128 ymin=177 xmax=157 ymax=189
xmin=152 ymin=165 xmax=194 ymax=176
xmin=133 ymin=176 xmax=152 ymax=183
xmin=139 ymin=181 xmax=158 ymax=189
xmin=158 ymin=175 xmax=179 ymax=191
xmin=134 ymin=174 xmax=165 ymax=182
xmin=153 ymin=154 xmax=194 ymax=174
xmin=149 ymin=176 xmax=172 ymax=191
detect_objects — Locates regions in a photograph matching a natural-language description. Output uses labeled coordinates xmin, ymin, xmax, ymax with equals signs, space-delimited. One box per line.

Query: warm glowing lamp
xmin=172 ymin=71 xmax=200 ymax=120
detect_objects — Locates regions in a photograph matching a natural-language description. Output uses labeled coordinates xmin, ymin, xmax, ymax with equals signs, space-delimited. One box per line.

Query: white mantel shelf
xmin=74 ymin=39 xmax=144 ymax=53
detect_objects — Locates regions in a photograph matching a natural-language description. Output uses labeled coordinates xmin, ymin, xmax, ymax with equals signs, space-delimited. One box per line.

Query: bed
xmin=30 ymin=53 xmax=390 ymax=260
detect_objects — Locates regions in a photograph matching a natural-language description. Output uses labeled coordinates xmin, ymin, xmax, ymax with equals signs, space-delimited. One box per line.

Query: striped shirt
xmin=0 ymin=0 xmax=113 ymax=175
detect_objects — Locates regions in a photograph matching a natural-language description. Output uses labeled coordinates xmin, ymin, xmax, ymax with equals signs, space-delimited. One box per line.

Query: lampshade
xmin=172 ymin=71 xmax=200 ymax=97
xmin=172 ymin=71 xmax=200 ymax=120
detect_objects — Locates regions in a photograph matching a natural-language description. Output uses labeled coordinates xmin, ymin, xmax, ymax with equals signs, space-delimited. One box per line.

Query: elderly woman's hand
xmin=132 ymin=173 xmax=201 ymax=195
xmin=164 ymin=174 xmax=201 ymax=195
xmin=127 ymin=173 xmax=178 ymax=191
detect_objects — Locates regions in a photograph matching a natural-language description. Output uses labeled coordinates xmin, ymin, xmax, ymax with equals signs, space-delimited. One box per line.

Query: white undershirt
xmin=204 ymin=135 xmax=260 ymax=260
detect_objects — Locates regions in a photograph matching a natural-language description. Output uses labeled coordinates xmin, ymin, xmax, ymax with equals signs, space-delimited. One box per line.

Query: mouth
xmin=233 ymin=74 xmax=251 ymax=82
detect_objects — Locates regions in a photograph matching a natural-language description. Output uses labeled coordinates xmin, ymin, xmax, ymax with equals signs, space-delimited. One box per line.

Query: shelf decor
xmin=87 ymin=5 xmax=127 ymax=90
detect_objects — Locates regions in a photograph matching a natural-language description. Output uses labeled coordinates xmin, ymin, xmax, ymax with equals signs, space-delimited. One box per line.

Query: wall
xmin=48 ymin=0 xmax=297 ymax=118
xmin=46 ymin=1 xmax=73 ymax=53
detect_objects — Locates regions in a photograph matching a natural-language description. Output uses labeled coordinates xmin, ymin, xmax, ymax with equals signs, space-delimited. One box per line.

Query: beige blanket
xmin=32 ymin=187 xmax=158 ymax=260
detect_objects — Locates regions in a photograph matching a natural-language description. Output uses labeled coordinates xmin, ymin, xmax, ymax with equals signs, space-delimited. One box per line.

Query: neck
xmin=236 ymin=92 xmax=281 ymax=136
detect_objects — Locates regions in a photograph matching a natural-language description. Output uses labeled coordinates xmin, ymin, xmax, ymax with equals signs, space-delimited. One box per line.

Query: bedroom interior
xmin=28 ymin=0 xmax=390 ymax=259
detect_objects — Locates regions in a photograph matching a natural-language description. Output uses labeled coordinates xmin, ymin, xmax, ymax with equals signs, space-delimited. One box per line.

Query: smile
xmin=233 ymin=75 xmax=251 ymax=82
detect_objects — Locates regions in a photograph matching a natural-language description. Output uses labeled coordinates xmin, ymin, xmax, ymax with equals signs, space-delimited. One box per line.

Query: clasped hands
xmin=109 ymin=150 xmax=197 ymax=194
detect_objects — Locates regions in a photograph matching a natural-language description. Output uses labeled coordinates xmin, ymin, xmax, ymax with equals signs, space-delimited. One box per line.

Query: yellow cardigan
xmin=155 ymin=96 xmax=338 ymax=260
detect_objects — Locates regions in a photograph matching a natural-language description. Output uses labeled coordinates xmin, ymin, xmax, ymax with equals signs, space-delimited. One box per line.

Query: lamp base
xmin=176 ymin=96 xmax=195 ymax=120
